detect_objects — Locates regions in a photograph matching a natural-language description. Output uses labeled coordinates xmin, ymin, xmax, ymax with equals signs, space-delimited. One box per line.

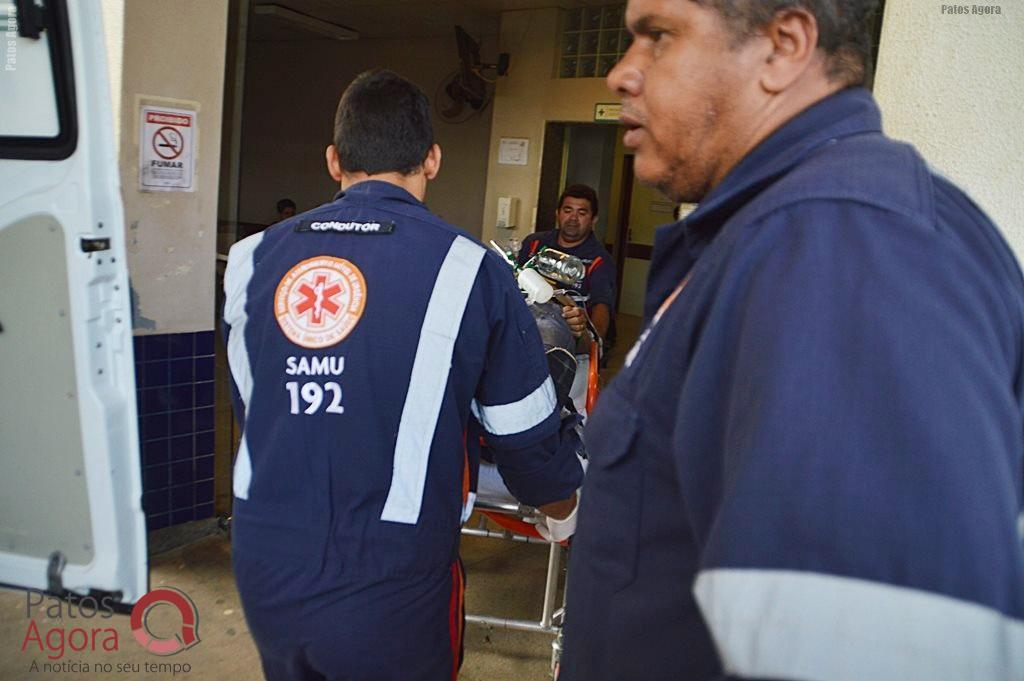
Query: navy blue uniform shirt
xmin=223 ymin=181 xmax=583 ymax=580
xmin=518 ymin=230 xmax=616 ymax=312
xmin=560 ymin=88 xmax=1024 ymax=681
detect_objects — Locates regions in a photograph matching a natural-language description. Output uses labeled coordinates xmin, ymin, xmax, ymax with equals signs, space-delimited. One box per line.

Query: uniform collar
xmin=644 ymin=87 xmax=883 ymax=320
xmin=549 ymin=230 xmax=598 ymax=251
xmin=332 ymin=179 xmax=424 ymax=206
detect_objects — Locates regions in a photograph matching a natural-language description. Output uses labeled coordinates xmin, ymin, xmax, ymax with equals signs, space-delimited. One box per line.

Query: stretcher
xmin=460 ymin=243 xmax=600 ymax=674
xmin=463 ymin=341 xmax=598 ymax=675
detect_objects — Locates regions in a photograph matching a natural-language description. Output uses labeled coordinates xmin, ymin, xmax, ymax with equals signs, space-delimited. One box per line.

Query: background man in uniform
xmin=560 ymin=1 xmax=1024 ymax=680
xmin=518 ymin=184 xmax=617 ymax=346
xmin=224 ymin=69 xmax=581 ymax=681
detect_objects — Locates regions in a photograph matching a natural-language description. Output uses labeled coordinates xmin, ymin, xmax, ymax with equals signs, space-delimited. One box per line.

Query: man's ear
xmin=759 ymin=8 xmax=820 ymax=93
xmin=422 ymin=143 xmax=442 ymax=181
xmin=325 ymin=144 xmax=344 ymax=182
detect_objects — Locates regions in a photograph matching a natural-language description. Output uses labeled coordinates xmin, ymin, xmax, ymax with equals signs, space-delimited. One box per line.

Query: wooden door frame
xmin=613 ymin=154 xmax=635 ymax=303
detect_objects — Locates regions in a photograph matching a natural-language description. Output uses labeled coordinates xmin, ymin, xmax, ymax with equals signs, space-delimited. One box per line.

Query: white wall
xmin=237 ymin=35 xmax=495 ymax=234
xmin=874 ymin=5 xmax=1024 ymax=259
xmin=102 ymin=0 xmax=229 ymax=334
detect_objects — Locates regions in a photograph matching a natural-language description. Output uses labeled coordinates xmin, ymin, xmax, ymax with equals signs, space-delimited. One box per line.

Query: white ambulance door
xmin=0 ymin=0 xmax=147 ymax=604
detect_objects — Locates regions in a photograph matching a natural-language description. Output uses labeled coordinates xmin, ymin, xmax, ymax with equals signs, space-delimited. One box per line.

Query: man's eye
xmin=648 ymin=30 xmax=664 ymax=42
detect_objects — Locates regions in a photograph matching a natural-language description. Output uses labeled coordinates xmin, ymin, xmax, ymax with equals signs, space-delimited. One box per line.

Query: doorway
xmin=537 ymin=122 xmax=619 ymax=241
xmin=612 ymin=156 xmax=680 ymax=317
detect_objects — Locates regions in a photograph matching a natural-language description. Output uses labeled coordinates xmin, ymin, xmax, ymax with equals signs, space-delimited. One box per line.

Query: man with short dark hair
xmin=274 ymin=198 xmax=296 ymax=222
xmin=560 ymin=1 xmax=1024 ymax=679
xmin=224 ymin=69 xmax=582 ymax=681
xmin=518 ymin=184 xmax=616 ymax=344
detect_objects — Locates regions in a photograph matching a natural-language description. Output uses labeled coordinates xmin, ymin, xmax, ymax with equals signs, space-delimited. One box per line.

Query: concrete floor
xmin=0 ymin=527 xmax=559 ymax=680
xmin=0 ymin=314 xmax=641 ymax=680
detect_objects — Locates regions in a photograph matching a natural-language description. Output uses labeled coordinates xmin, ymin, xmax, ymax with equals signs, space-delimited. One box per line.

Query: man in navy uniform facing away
xmin=224 ymin=69 xmax=582 ymax=681
xmin=518 ymin=184 xmax=617 ymax=345
xmin=559 ymin=1 xmax=1024 ymax=680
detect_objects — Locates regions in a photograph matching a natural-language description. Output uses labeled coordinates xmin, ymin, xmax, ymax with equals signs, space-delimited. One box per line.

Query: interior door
xmin=0 ymin=0 xmax=147 ymax=604
xmin=614 ymin=156 xmax=683 ymax=317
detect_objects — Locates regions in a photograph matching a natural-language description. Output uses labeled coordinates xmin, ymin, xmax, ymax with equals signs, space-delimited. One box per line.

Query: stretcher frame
xmin=461 ymin=302 xmax=601 ymax=676
xmin=461 ymin=499 xmax=568 ymax=674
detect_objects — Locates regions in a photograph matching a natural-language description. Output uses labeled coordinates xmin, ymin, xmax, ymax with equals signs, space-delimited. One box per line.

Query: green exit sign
xmin=594 ymin=103 xmax=622 ymax=122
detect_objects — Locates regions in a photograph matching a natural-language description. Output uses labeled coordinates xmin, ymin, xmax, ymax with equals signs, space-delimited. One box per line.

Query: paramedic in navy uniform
xmin=517 ymin=184 xmax=617 ymax=343
xmin=559 ymin=1 xmax=1024 ymax=680
xmin=223 ymin=70 xmax=582 ymax=681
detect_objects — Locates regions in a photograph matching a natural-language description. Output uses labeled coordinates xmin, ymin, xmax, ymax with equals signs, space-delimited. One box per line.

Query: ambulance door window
xmin=0 ymin=0 xmax=77 ymax=159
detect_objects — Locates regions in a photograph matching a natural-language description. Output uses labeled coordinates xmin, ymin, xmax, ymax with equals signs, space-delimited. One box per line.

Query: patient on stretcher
xmin=473 ymin=299 xmax=591 ymax=540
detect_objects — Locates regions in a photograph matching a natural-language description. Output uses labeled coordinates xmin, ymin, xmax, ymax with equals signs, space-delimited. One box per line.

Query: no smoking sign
xmin=139 ymin=106 xmax=196 ymax=192
xmin=152 ymin=127 xmax=183 ymax=160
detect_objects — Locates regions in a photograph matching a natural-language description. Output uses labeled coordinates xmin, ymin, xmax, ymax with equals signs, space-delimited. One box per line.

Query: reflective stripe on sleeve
xmin=223 ymin=232 xmax=264 ymax=500
xmin=380 ymin=236 xmax=486 ymax=525
xmin=471 ymin=377 xmax=557 ymax=436
xmin=461 ymin=492 xmax=477 ymax=524
xmin=693 ymin=568 xmax=1024 ymax=681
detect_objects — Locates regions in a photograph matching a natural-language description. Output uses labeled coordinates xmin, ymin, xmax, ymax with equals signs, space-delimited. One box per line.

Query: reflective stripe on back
xmin=380 ymin=236 xmax=486 ymax=524
xmin=224 ymin=232 xmax=265 ymax=500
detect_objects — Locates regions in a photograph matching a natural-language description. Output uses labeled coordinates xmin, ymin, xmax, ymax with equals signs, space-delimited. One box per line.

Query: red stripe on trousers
xmin=448 ymin=561 xmax=465 ymax=681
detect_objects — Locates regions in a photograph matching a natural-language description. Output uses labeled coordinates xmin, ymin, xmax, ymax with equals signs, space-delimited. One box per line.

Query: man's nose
xmin=607 ymin=47 xmax=642 ymax=96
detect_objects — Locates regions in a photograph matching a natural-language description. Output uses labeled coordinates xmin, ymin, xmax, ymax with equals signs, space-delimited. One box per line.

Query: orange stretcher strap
xmin=586 ymin=338 xmax=600 ymax=415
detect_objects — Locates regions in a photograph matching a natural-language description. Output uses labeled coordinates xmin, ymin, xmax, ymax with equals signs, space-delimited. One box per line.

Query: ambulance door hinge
xmin=45 ymin=551 xmax=129 ymax=612
xmin=47 ymin=551 xmax=66 ymax=595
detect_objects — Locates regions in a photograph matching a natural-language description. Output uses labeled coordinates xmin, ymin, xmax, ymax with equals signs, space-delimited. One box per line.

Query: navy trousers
xmin=234 ymin=543 xmax=465 ymax=681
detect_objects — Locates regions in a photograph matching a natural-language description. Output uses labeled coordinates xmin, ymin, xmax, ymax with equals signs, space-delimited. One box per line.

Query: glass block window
xmin=560 ymin=4 xmax=630 ymax=79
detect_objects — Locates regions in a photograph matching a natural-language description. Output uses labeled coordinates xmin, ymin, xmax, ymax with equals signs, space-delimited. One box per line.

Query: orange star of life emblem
xmin=275 ymin=256 xmax=366 ymax=348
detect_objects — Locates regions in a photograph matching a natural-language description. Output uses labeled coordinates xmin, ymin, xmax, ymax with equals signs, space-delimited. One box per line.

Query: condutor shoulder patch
xmin=275 ymin=256 xmax=366 ymax=349
xmin=295 ymin=220 xmax=396 ymax=235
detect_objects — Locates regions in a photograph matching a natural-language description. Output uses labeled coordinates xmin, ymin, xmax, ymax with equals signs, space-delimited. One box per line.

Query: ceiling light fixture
xmin=253 ymin=4 xmax=359 ymax=41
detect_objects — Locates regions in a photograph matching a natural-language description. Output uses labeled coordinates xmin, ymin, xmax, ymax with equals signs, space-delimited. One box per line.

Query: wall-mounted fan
xmin=436 ymin=26 xmax=510 ymax=123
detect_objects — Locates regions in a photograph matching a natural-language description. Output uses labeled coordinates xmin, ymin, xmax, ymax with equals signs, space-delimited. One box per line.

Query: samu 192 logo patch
xmin=275 ymin=256 xmax=366 ymax=349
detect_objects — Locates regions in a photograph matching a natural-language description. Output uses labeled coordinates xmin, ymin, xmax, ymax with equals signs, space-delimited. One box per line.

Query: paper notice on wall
xmin=139 ymin=106 xmax=196 ymax=192
xmin=498 ymin=137 xmax=529 ymax=166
